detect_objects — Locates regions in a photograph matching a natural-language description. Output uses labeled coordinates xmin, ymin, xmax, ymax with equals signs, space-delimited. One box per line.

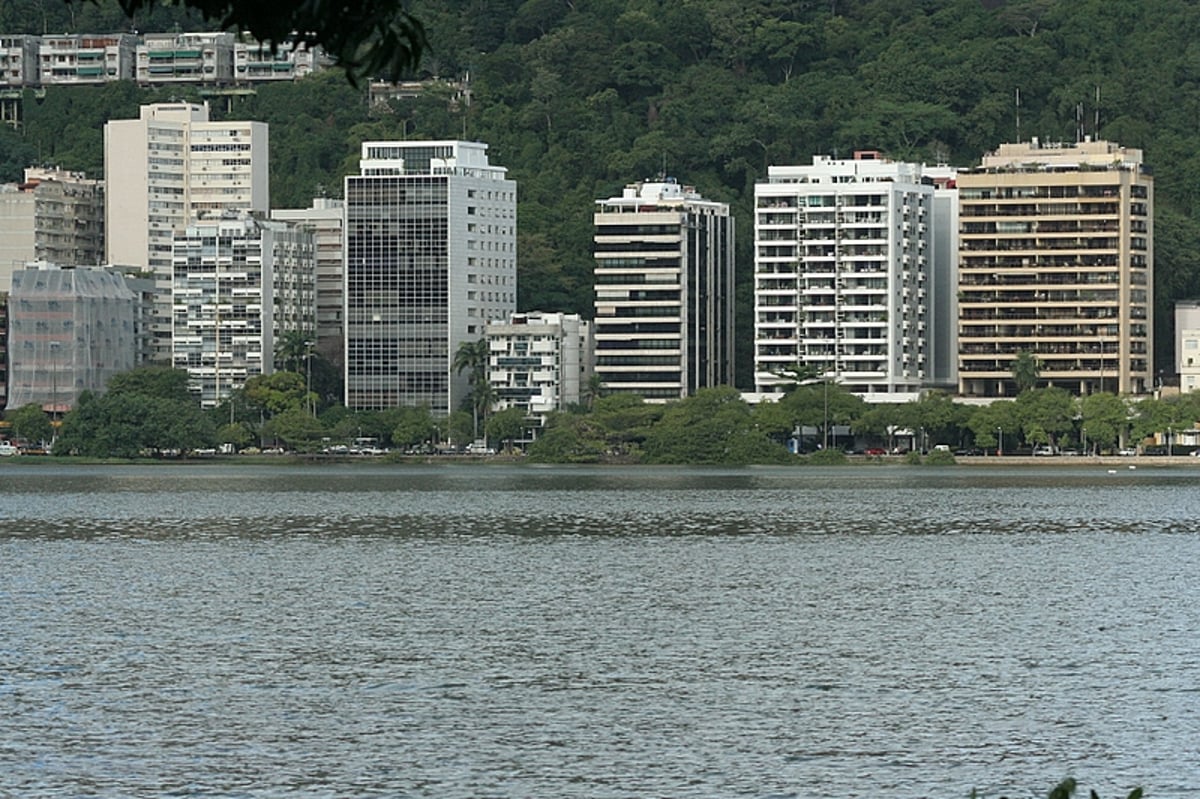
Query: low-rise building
xmin=137 ymin=32 xmax=235 ymax=85
xmin=0 ymin=36 xmax=39 ymax=87
xmin=38 ymin=34 xmax=136 ymax=85
xmin=235 ymin=39 xmax=324 ymax=83
xmin=487 ymin=311 xmax=593 ymax=422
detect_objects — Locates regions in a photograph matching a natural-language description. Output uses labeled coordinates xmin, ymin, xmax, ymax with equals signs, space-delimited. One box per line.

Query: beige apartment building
xmin=957 ymin=138 xmax=1152 ymax=397
xmin=105 ymin=101 xmax=268 ymax=362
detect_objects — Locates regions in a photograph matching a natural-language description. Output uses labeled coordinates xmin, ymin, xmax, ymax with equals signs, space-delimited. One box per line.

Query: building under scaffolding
xmin=5 ymin=264 xmax=137 ymax=413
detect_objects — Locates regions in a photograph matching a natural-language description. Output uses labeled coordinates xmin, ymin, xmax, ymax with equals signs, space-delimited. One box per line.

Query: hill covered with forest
xmin=3 ymin=0 xmax=1200 ymax=386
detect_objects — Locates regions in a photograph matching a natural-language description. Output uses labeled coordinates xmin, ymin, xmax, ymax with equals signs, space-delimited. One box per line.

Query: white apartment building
xmin=38 ymin=34 xmax=136 ymax=84
xmin=136 ymin=32 xmax=235 ymax=85
xmin=0 ymin=167 xmax=104 ymax=291
xmin=1176 ymin=301 xmax=1200 ymax=394
xmin=271 ymin=198 xmax=344 ymax=368
xmin=593 ymin=179 xmax=735 ymax=402
xmin=343 ymin=140 xmax=516 ymax=414
xmin=957 ymin=138 xmax=1152 ymax=396
xmin=487 ymin=311 xmax=593 ymax=420
xmin=171 ymin=214 xmax=315 ymax=408
xmin=753 ymin=152 xmax=947 ymax=399
xmin=5 ymin=264 xmax=137 ymax=414
xmin=0 ymin=36 xmax=39 ymax=87
xmin=104 ymin=101 xmax=268 ymax=362
xmin=235 ymin=39 xmax=324 ymax=83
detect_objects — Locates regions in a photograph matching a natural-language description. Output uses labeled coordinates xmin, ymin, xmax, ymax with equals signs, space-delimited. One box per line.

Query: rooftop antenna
xmin=1094 ymin=85 xmax=1101 ymax=139
xmin=1076 ymin=101 xmax=1084 ymax=143
xmin=1015 ymin=88 xmax=1022 ymax=142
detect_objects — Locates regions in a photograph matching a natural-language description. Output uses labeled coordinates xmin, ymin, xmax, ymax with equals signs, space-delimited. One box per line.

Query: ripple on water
xmin=3 ymin=465 xmax=1200 ymax=797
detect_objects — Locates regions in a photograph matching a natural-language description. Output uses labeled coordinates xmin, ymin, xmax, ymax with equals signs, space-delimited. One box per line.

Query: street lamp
xmin=48 ymin=341 xmax=62 ymax=444
xmin=823 ymin=375 xmax=829 ymax=450
xmin=997 ymin=425 xmax=1003 ymax=457
xmin=304 ymin=339 xmax=315 ymax=417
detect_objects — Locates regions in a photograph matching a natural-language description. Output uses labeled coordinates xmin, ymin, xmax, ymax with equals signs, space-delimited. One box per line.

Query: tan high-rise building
xmin=104 ymin=101 xmax=268 ymax=362
xmin=957 ymin=138 xmax=1152 ymax=396
xmin=593 ymin=179 xmax=735 ymax=402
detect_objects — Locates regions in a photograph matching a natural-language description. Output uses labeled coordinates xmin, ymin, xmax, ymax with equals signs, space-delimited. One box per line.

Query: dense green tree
xmin=106 ymin=366 xmax=193 ymax=403
xmin=526 ymin=411 xmax=606 ymax=462
xmin=591 ymin=393 xmax=663 ymax=455
xmin=485 ymin=406 xmax=527 ymax=451
xmin=967 ymin=399 xmax=1019 ymax=453
xmin=54 ymin=389 xmax=215 ymax=457
xmin=641 ymin=386 xmax=788 ymax=464
xmin=242 ymin=372 xmax=307 ymax=416
xmin=262 ymin=407 xmax=326 ymax=450
xmin=5 ymin=403 xmax=52 ymax=446
xmin=1014 ymin=386 xmax=1077 ymax=447
xmin=390 ymin=405 xmax=437 ymax=449
xmin=1080 ymin=392 xmax=1129 ymax=454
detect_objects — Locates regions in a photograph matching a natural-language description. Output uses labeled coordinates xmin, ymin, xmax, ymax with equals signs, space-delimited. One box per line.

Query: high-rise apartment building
xmin=171 ymin=214 xmax=315 ymax=408
xmin=271 ymin=198 xmax=344 ymax=369
xmin=0 ymin=167 xmax=105 ymax=290
xmin=753 ymin=153 xmax=948 ymax=398
xmin=486 ymin=311 xmax=593 ymax=421
xmin=592 ymin=179 xmax=734 ymax=402
xmin=343 ymin=140 xmax=516 ymax=414
xmin=104 ymin=101 xmax=268 ymax=361
xmin=957 ymin=138 xmax=1152 ymax=396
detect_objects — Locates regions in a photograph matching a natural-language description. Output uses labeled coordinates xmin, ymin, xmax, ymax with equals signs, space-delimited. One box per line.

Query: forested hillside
xmin=4 ymin=0 xmax=1200 ymax=385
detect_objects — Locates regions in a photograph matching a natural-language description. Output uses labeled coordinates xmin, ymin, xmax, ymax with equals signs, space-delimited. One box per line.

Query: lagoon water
xmin=3 ymin=462 xmax=1200 ymax=798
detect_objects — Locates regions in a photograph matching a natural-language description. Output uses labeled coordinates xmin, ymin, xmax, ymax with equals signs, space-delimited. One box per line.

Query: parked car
xmin=864 ymin=447 xmax=887 ymax=456
xmin=1032 ymin=445 xmax=1056 ymax=456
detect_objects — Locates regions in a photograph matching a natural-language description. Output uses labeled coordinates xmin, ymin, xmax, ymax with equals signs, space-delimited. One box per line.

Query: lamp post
xmin=48 ymin=340 xmax=62 ymax=445
xmin=997 ymin=425 xmax=1003 ymax=457
xmin=304 ymin=339 xmax=315 ymax=417
xmin=823 ymin=375 xmax=829 ymax=450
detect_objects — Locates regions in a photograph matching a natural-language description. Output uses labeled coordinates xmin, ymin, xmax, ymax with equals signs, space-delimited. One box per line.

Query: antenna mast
xmin=1015 ymin=88 xmax=1022 ymax=142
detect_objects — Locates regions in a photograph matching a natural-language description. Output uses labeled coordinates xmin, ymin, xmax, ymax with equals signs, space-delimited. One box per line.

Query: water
xmin=3 ymin=463 xmax=1200 ymax=798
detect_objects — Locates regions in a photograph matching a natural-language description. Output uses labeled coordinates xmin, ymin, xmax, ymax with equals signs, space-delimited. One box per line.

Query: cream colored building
xmin=104 ymin=101 xmax=268 ymax=362
xmin=0 ymin=168 xmax=104 ymax=291
xmin=957 ymin=138 xmax=1152 ymax=397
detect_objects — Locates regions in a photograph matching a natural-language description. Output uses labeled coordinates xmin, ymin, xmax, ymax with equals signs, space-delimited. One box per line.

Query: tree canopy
xmin=9 ymin=0 xmax=1200 ymax=387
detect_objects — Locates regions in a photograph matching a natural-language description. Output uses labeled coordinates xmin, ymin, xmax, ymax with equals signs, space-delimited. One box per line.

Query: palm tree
xmin=453 ymin=338 xmax=490 ymax=438
xmin=275 ymin=330 xmax=316 ymax=373
xmin=1010 ymin=350 xmax=1041 ymax=394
